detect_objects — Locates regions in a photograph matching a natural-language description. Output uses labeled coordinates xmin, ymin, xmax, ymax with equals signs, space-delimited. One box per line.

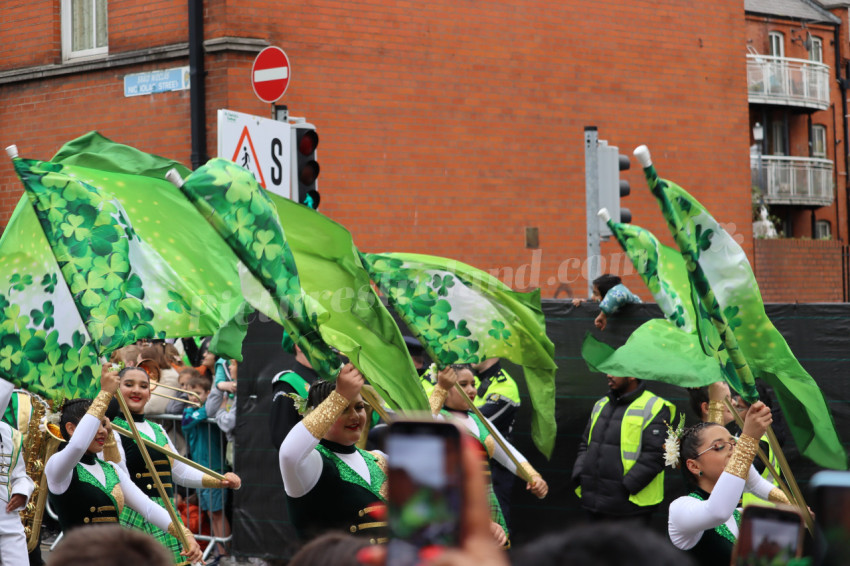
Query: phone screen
xmin=812 ymin=472 xmax=850 ymax=565
xmin=385 ymin=421 xmax=462 ymax=566
xmin=734 ymin=505 xmax=804 ymax=565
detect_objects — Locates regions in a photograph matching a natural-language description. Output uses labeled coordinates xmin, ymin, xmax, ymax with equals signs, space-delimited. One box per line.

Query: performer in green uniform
xmin=111 ymin=366 xmax=241 ymax=563
xmin=278 ymin=363 xmax=388 ymax=542
xmin=45 ymin=364 xmax=202 ymax=564
xmin=429 ymin=364 xmax=548 ymax=547
xmin=667 ymin=401 xmax=789 ymax=566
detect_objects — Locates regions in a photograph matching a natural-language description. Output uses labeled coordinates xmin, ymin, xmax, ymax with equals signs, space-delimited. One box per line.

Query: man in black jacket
xmin=268 ymin=344 xmax=319 ymax=449
xmin=572 ymin=374 xmax=677 ymax=524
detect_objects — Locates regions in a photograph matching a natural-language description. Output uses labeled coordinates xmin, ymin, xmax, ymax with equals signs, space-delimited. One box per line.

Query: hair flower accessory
xmin=664 ymin=419 xmax=685 ymax=468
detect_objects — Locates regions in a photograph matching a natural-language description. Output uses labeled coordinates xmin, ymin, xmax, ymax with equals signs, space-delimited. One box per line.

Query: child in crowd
xmin=572 ymin=274 xmax=641 ymax=331
xmin=207 ymin=361 xmax=238 ymax=468
xmin=182 ymin=375 xmax=231 ymax=558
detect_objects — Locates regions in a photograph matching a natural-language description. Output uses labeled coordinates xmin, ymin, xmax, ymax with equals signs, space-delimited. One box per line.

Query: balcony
xmin=750 ymin=154 xmax=834 ymax=207
xmin=747 ymin=54 xmax=830 ymax=110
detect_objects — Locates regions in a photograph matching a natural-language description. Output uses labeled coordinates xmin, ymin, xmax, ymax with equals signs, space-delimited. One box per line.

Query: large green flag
xmin=174 ymin=158 xmax=341 ymax=381
xmin=268 ymin=194 xmax=429 ymax=412
xmin=638 ymin=150 xmax=846 ymax=470
xmin=582 ymin=217 xmax=728 ymax=387
xmin=2 ymin=139 xmax=240 ymax=400
xmin=175 ymin=158 xmax=429 ymax=411
xmin=605 ymin=217 xmax=694 ymax=332
xmin=362 ymin=252 xmax=557 ymax=457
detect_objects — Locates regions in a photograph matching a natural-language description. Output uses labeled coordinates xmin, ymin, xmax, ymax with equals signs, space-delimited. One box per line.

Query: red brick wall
xmin=0 ymin=0 xmax=755 ymax=299
xmin=754 ymin=238 xmax=845 ymax=302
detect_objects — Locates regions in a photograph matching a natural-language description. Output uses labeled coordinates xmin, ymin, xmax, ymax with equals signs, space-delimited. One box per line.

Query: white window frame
xmin=61 ymin=0 xmax=108 ymax=62
xmin=769 ymin=32 xmax=784 ymax=58
xmin=815 ymin=220 xmax=831 ymax=240
xmin=809 ymin=36 xmax=823 ymax=63
xmin=812 ymin=125 xmax=827 ymax=158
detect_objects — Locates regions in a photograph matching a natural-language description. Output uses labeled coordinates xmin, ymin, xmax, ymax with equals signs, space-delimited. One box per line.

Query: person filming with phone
xmin=667 ymin=400 xmax=790 ymax=566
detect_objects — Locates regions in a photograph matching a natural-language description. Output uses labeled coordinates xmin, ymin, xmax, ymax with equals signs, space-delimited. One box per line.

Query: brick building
xmin=0 ymin=0 xmax=839 ymax=302
xmin=0 ymin=0 xmax=756 ymax=300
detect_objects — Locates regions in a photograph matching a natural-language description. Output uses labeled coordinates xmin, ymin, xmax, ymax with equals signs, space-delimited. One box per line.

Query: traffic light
xmin=291 ymin=122 xmax=320 ymax=209
xmin=597 ymin=141 xmax=631 ymax=236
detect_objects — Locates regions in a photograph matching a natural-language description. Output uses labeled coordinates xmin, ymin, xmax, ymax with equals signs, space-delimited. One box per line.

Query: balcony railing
xmin=747 ymin=54 xmax=830 ymax=110
xmin=750 ymin=154 xmax=834 ymax=206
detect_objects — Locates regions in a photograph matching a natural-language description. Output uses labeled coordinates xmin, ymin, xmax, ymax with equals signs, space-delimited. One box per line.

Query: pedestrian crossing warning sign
xmin=216 ymin=109 xmax=292 ymax=199
xmin=231 ymin=126 xmax=267 ymax=188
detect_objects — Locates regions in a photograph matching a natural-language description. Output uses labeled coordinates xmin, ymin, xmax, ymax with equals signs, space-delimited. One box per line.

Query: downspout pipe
xmin=189 ymin=0 xmax=207 ymax=170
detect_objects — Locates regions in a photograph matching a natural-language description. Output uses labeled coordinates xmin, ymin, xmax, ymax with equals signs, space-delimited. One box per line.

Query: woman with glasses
xmin=667 ymin=399 xmax=789 ymax=566
xmin=278 ymin=364 xmax=388 ymax=542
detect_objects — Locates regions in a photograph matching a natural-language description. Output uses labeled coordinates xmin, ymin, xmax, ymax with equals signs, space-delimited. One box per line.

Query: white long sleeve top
xmin=278 ymin=422 xmax=383 ymax=498
xmin=438 ymin=410 xmax=527 ymax=475
xmin=668 ymin=466 xmax=776 ymax=550
xmin=45 ymin=413 xmax=173 ymax=531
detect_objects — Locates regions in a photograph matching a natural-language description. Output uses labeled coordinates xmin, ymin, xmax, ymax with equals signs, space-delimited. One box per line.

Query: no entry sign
xmin=251 ymin=46 xmax=291 ymax=103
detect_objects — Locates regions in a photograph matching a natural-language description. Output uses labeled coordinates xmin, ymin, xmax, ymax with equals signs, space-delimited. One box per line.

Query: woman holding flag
xmin=278 ymin=363 xmax=388 ymax=541
xmin=667 ymin=400 xmax=788 ymax=566
xmin=431 ymin=365 xmax=548 ymax=545
xmin=46 ymin=364 xmax=203 ymax=564
xmin=111 ymin=365 xmax=241 ymax=563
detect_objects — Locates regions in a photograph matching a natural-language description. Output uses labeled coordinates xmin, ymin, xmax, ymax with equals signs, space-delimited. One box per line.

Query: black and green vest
xmin=685 ymin=488 xmax=739 ymax=566
xmin=113 ymin=415 xmax=174 ymax=499
xmin=48 ymin=452 xmax=123 ymax=532
xmin=285 ymin=439 xmax=387 ymax=542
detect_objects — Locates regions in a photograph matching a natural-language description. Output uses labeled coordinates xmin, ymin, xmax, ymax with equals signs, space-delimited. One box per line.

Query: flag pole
xmin=111 ymin=423 xmax=227 ymax=482
xmin=636 ymin=145 xmax=813 ymax=533
xmin=115 ymin=391 xmax=194 ymax=556
xmin=449 ymin=372 xmax=534 ymax=484
xmin=360 ymin=384 xmax=393 ymax=423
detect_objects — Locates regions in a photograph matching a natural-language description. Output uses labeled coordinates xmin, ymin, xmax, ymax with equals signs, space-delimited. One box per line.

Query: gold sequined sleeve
xmin=518 ymin=462 xmax=541 ymax=482
xmin=768 ymin=487 xmax=791 ymax=505
xmin=707 ymin=400 xmax=726 ymax=425
xmin=202 ymin=475 xmax=223 ymax=488
xmin=725 ymin=434 xmax=759 ymax=480
xmin=167 ymin=522 xmax=194 ymax=543
xmin=87 ymin=390 xmax=113 ymax=421
xmin=429 ymin=386 xmax=449 ymax=415
xmin=302 ymin=390 xmax=350 ymax=439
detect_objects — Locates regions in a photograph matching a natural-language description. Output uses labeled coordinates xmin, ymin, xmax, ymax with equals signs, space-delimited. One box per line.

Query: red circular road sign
xmin=251 ymin=46 xmax=291 ymax=103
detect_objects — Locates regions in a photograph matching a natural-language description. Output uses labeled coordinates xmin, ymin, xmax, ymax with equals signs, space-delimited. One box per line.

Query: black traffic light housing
xmin=291 ymin=123 xmax=320 ymax=209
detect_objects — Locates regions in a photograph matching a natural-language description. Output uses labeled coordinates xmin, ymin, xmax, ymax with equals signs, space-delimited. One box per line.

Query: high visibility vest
xmin=578 ymin=390 xmax=677 ymax=507
xmin=741 ymin=434 xmax=781 ymax=508
xmin=474 ymin=368 xmax=521 ymax=408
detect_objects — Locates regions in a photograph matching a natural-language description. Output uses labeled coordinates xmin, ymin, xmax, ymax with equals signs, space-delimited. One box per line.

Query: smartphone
xmin=811 ymin=470 xmax=850 ymax=566
xmin=732 ymin=504 xmax=804 ymax=565
xmin=385 ymin=419 xmax=463 ymax=566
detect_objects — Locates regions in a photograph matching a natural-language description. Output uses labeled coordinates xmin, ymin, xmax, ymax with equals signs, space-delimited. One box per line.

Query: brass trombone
xmin=130 ymin=359 xmax=202 ymax=407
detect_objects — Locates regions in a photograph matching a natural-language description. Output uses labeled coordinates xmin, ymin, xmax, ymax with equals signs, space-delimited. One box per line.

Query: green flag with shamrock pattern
xmin=268 ymin=194 xmax=429 ymax=412
xmin=3 ymin=141 xmax=241 ymax=400
xmin=361 ymin=252 xmax=557 ymax=457
xmin=642 ymin=158 xmax=845 ymax=469
xmin=175 ymin=158 xmax=342 ymax=382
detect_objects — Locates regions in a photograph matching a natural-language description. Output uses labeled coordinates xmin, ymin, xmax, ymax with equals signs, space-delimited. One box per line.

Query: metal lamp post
xmin=753 ymin=122 xmax=765 ymax=202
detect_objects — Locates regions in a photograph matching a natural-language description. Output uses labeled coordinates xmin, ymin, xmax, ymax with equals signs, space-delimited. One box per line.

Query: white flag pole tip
xmin=597 ymin=208 xmax=611 ymax=222
xmin=5 ymin=145 xmax=18 ymax=160
xmin=633 ymin=145 xmax=652 ymax=168
xmin=165 ymin=168 xmax=185 ymax=188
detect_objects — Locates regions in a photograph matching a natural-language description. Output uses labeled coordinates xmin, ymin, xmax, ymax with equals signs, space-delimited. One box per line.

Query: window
xmin=771 ymin=121 xmax=787 ymax=156
xmin=812 ymin=125 xmax=827 ymax=158
xmin=62 ymin=0 xmax=108 ymax=61
xmin=769 ymin=32 xmax=784 ymax=57
xmin=809 ymin=36 xmax=823 ymax=63
xmin=815 ymin=220 xmax=831 ymax=240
